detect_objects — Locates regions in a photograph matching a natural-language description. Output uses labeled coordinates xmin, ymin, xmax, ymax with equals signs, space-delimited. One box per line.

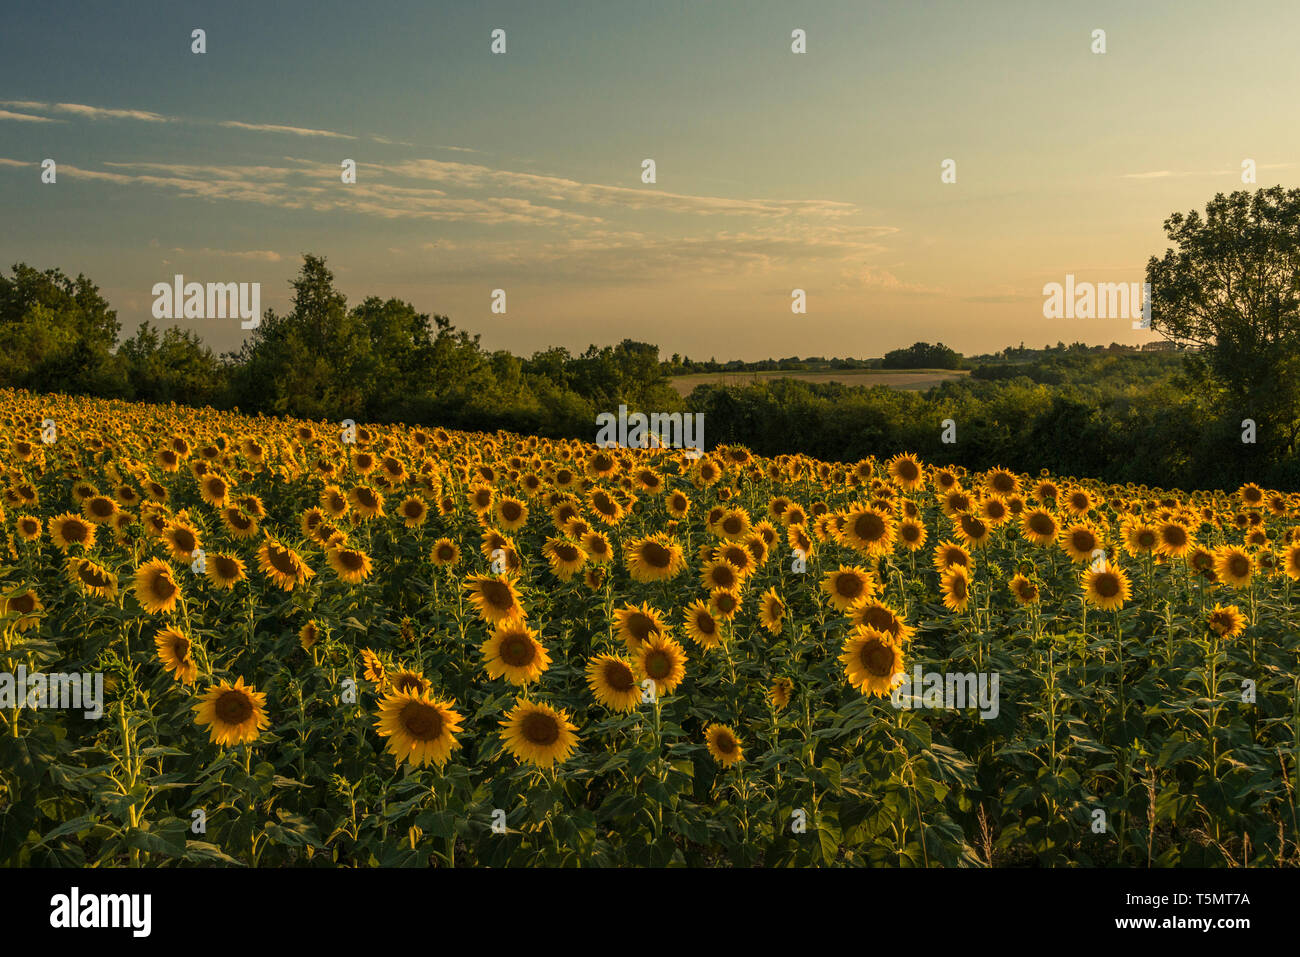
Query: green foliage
xmin=881 ymin=341 xmax=966 ymax=370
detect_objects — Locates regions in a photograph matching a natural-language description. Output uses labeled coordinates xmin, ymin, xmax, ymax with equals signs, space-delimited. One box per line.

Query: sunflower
xmin=839 ymin=506 xmax=895 ymax=556
xmin=585 ymin=654 xmax=641 ymax=712
xmin=1008 ymin=574 xmax=1040 ymax=605
xmin=821 ymin=565 xmax=875 ymax=611
xmin=161 ymin=519 xmax=201 ymax=561
xmin=81 ymin=494 xmax=119 ymax=524
xmin=941 ymin=564 xmax=972 ymax=613
xmin=327 ymin=545 xmax=373 ymax=584
xmin=932 ymin=540 xmax=971 ymax=572
xmin=666 ymin=490 xmax=691 ymax=518
xmin=1207 ymin=603 xmax=1246 ymax=639
xmin=896 ymin=517 xmax=927 ymax=551
xmin=588 ymin=488 xmax=626 ymax=525
xmin=1122 ymin=522 xmax=1159 ymax=557
xmin=494 ymin=496 xmax=529 ymax=531
xmin=464 ymin=574 xmax=526 ymax=624
xmin=844 ymin=598 xmax=914 ymax=643
xmin=954 ymin=511 xmax=993 ymax=548
xmin=769 ymin=677 xmax=794 ymax=711
xmin=682 ymin=599 xmax=723 ymax=649
xmin=704 ymin=724 xmax=744 ymax=768
xmin=15 ymin=515 xmax=41 ymax=542
xmin=49 ymin=513 xmax=95 ymax=551
xmin=578 ymin=530 xmax=613 ymax=564
xmin=154 ymin=627 xmax=199 ymax=685
xmin=134 ymin=558 xmax=182 ymax=615
xmin=1283 ymin=544 xmax=1300 ymax=582
xmin=398 ymin=495 xmax=428 ymax=527
xmin=481 ymin=618 xmax=550 ymax=685
xmin=714 ymin=507 xmax=751 ymax=541
xmin=758 ymin=587 xmax=785 ymax=635
xmin=1082 ymin=564 xmax=1131 ymax=611
xmin=499 ymin=698 xmax=580 ymax=768
xmin=375 ymin=691 xmax=464 ymax=768
xmin=192 ymin=677 xmax=270 ymax=747
xmin=1214 ymin=546 xmax=1254 ymax=588
xmin=613 ymin=601 xmax=670 ymax=651
xmin=709 ymin=588 xmax=742 ymax=620
xmin=700 ymin=559 xmax=743 ymax=593
xmin=0 ymin=589 xmax=42 ymax=632
xmin=348 ymin=485 xmax=385 ymax=519
xmin=625 ymin=533 xmax=686 ymax=582
xmin=540 ymin=537 xmax=586 ymax=581
xmin=361 ymin=648 xmax=386 ymax=684
xmin=430 ymin=538 xmax=461 ymax=567
xmin=1060 ymin=524 xmax=1104 ymax=563
xmin=839 ymin=626 xmax=904 ymax=697
xmin=887 ymin=453 xmax=925 ymax=491
xmin=636 ymin=634 xmax=688 ymax=697
xmin=985 ymin=467 xmax=1020 ymax=498
xmin=220 ymin=506 xmax=259 ymax=539
xmin=1155 ymin=521 xmax=1195 ymax=559
xmin=320 ymin=484 xmax=349 ymax=519
xmin=198 ymin=473 xmax=230 ymax=507
xmin=1062 ymin=487 xmax=1094 ymax=517
xmin=257 ymin=540 xmax=314 ymax=591
xmin=299 ymin=620 xmax=321 ymax=651
xmin=67 ymin=557 xmax=118 ymax=599
xmin=204 ymin=552 xmax=245 ymax=590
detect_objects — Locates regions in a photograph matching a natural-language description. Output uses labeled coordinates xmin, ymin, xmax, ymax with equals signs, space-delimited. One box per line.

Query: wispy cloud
xmin=220 ymin=120 xmax=356 ymax=139
xmin=0 ymin=100 xmax=171 ymax=122
xmin=0 ymin=109 xmax=59 ymax=123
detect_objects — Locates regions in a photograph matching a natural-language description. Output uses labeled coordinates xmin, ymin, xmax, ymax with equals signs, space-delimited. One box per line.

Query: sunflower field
xmin=2 ymin=388 xmax=1300 ymax=868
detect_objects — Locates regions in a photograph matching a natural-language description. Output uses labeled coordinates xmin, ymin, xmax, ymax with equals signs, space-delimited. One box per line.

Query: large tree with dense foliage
xmin=1147 ymin=186 xmax=1300 ymax=459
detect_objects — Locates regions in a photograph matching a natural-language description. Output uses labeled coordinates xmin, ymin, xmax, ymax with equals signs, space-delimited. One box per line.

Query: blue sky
xmin=2 ymin=0 xmax=1297 ymax=359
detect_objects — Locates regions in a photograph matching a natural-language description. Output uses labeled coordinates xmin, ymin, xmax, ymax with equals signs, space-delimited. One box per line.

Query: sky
xmin=1 ymin=0 xmax=1297 ymax=361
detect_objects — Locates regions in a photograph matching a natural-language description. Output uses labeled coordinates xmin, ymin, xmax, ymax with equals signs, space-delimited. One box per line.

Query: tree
xmin=1148 ymin=187 xmax=1300 ymax=456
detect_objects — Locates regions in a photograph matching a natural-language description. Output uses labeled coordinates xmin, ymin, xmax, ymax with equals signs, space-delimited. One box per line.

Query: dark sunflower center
xmin=150 ymin=572 xmax=177 ymax=601
xmin=641 ymin=542 xmax=671 ymax=567
xmin=481 ymin=580 xmax=514 ymax=610
xmin=501 ymin=635 xmax=535 ymax=666
xmin=1094 ymin=573 xmax=1120 ymax=598
xmin=835 ymin=574 xmax=864 ymax=598
xmin=400 ymin=701 xmax=442 ymax=740
xmin=603 ymin=661 xmax=635 ymax=692
xmin=215 ymin=691 xmax=254 ymax=725
xmin=521 ymin=711 xmax=559 ymax=745
xmin=861 ymin=641 xmax=895 ymax=677
xmin=645 ymin=651 xmax=672 ymax=679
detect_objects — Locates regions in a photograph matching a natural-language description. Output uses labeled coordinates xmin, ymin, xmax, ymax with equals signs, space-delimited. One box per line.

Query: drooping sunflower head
xmin=154 ymin=626 xmax=198 ymax=685
xmin=758 ymin=587 xmax=785 ymax=635
xmin=769 ymin=677 xmax=794 ymax=711
xmin=1207 ymin=603 xmax=1246 ymax=639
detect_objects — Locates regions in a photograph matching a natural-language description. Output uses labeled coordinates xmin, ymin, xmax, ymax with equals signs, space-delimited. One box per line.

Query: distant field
xmin=669 ymin=368 xmax=970 ymax=396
